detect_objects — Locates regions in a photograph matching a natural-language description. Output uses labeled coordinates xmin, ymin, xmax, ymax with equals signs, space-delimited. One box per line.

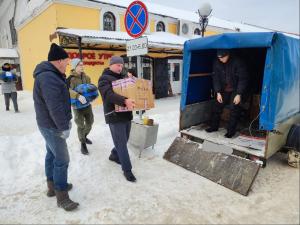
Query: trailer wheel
xmin=286 ymin=124 xmax=300 ymax=152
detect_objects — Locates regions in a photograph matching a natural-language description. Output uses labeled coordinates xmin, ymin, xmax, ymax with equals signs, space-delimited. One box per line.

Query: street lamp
xmin=198 ymin=3 xmax=212 ymax=37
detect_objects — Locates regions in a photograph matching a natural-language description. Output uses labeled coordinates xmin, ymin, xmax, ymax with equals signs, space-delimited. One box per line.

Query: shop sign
xmin=67 ymin=52 xmax=113 ymax=66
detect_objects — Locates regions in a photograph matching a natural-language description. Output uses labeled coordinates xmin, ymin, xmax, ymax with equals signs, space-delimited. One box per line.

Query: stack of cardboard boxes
xmin=112 ymin=77 xmax=155 ymax=112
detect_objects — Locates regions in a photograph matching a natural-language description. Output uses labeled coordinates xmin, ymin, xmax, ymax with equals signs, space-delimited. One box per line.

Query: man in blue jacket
xmin=33 ymin=43 xmax=79 ymax=211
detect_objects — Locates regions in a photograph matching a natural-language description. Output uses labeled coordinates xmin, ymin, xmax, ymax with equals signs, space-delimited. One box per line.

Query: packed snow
xmin=0 ymin=91 xmax=299 ymax=224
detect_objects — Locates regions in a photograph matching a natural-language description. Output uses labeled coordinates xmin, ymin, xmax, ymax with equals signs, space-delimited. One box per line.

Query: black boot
xmin=6 ymin=107 xmax=9 ymax=111
xmin=205 ymin=127 xmax=218 ymax=133
xmin=109 ymin=154 xmax=121 ymax=165
xmin=81 ymin=143 xmax=89 ymax=155
xmin=123 ymin=170 xmax=136 ymax=182
xmin=47 ymin=180 xmax=73 ymax=197
xmin=55 ymin=190 xmax=79 ymax=211
xmin=224 ymin=131 xmax=236 ymax=138
xmin=85 ymin=136 xmax=92 ymax=145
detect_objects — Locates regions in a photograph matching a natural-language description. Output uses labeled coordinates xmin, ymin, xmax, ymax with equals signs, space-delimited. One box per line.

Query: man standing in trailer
xmin=206 ymin=49 xmax=248 ymax=138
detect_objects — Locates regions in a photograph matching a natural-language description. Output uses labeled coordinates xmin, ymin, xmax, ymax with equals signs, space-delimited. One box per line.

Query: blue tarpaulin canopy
xmin=181 ymin=32 xmax=300 ymax=130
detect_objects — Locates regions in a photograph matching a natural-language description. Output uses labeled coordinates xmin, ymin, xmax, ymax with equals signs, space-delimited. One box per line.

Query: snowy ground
xmin=0 ymin=91 xmax=299 ymax=224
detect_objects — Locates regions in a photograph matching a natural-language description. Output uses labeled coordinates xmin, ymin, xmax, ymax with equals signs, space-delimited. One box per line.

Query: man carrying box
xmin=98 ymin=56 xmax=137 ymax=182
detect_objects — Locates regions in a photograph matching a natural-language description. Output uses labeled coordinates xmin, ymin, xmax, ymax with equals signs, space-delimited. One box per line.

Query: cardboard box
xmin=112 ymin=77 xmax=155 ymax=112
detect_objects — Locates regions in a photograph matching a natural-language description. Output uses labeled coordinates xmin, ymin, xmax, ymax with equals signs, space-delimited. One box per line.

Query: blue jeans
xmin=38 ymin=126 xmax=70 ymax=191
xmin=109 ymin=122 xmax=132 ymax=172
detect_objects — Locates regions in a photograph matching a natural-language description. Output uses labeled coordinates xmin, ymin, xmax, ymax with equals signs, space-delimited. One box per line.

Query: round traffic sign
xmin=125 ymin=1 xmax=149 ymax=38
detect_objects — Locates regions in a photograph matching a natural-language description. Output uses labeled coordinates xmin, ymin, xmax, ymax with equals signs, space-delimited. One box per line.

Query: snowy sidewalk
xmin=0 ymin=91 xmax=299 ymax=224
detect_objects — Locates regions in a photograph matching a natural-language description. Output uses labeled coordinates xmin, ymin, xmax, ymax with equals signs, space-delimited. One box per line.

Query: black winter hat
xmin=217 ymin=49 xmax=230 ymax=58
xmin=48 ymin=43 xmax=69 ymax=61
xmin=2 ymin=63 xmax=11 ymax=71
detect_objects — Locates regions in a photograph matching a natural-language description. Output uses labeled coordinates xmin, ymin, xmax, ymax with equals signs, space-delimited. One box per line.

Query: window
xmin=173 ymin=63 xmax=180 ymax=81
xmin=122 ymin=56 xmax=152 ymax=80
xmin=182 ymin=23 xmax=189 ymax=35
xmin=103 ymin=12 xmax=116 ymax=31
xmin=194 ymin=28 xmax=201 ymax=35
xmin=9 ymin=19 xmax=17 ymax=45
xmin=142 ymin=57 xmax=152 ymax=80
xmin=156 ymin=21 xmax=165 ymax=32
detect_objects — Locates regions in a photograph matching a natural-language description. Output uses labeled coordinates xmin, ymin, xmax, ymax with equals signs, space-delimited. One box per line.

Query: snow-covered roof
xmin=57 ymin=29 xmax=188 ymax=49
xmin=92 ymin=0 xmax=271 ymax=32
xmin=0 ymin=48 xmax=19 ymax=58
xmin=15 ymin=0 xmax=273 ymax=34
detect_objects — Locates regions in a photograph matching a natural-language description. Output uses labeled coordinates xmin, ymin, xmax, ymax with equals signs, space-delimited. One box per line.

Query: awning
xmin=0 ymin=48 xmax=19 ymax=58
xmin=184 ymin=32 xmax=276 ymax=51
xmin=56 ymin=29 xmax=188 ymax=53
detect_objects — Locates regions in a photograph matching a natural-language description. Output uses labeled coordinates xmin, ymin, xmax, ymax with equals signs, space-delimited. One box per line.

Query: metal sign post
xmin=125 ymin=2 xmax=158 ymax=157
xmin=137 ymin=56 xmax=142 ymax=120
xmin=126 ymin=37 xmax=148 ymax=118
xmin=125 ymin=1 xmax=149 ymax=120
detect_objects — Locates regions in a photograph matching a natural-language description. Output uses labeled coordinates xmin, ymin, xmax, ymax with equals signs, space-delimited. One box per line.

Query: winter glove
xmin=78 ymin=95 xmax=87 ymax=104
xmin=60 ymin=129 xmax=70 ymax=139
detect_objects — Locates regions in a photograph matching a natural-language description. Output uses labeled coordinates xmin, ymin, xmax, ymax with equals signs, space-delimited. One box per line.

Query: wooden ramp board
xmin=163 ymin=137 xmax=260 ymax=196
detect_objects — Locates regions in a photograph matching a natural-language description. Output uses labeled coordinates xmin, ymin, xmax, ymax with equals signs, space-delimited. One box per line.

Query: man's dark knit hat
xmin=217 ymin=49 xmax=230 ymax=58
xmin=48 ymin=43 xmax=69 ymax=61
xmin=2 ymin=63 xmax=11 ymax=71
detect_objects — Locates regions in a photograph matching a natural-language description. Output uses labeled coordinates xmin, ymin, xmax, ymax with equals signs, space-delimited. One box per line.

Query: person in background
xmin=98 ymin=56 xmax=137 ymax=182
xmin=127 ymin=68 xmax=136 ymax=78
xmin=68 ymin=58 xmax=94 ymax=155
xmin=206 ymin=49 xmax=248 ymax=138
xmin=0 ymin=63 xmax=19 ymax=112
xmin=33 ymin=43 xmax=79 ymax=211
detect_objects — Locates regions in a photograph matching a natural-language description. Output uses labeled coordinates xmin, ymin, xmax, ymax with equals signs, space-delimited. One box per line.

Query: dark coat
xmin=98 ymin=68 xmax=133 ymax=124
xmin=33 ymin=61 xmax=72 ymax=131
xmin=212 ymin=56 xmax=249 ymax=95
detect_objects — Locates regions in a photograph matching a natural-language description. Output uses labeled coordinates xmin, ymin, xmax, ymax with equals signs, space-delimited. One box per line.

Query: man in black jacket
xmin=33 ymin=43 xmax=79 ymax=211
xmin=98 ymin=56 xmax=136 ymax=182
xmin=206 ymin=49 xmax=249 ymax=138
